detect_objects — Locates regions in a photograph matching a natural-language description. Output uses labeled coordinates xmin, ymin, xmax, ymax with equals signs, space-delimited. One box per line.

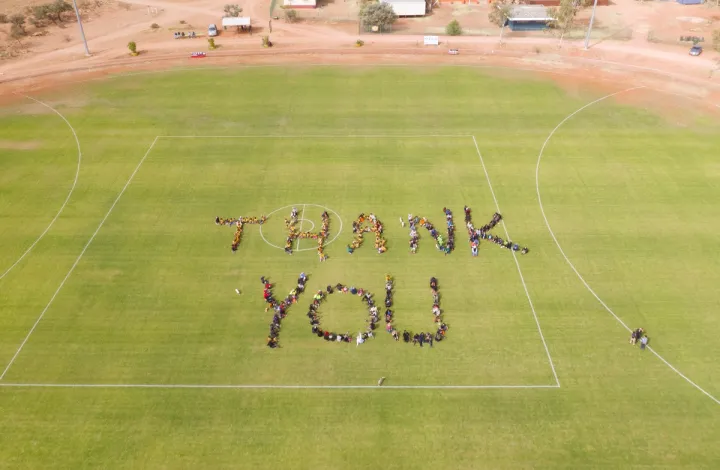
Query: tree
xmin=546 ymin=0 xmax=578 ymax=47
xmin=446 ymin=19 xmax=462 ymax=36
xmin=208 ymin=37 xmax=216 ymax=49
xmin=285 ymin=8 xmax=298 ymax=23
xmin=10 ymin=13 xmax=27 ymax=34
xmin=359 ymin=2 xmax=397 ymax=32
xmin=0 ymin=13 xmax=9 ymax=24
xmin=10 ymin=23 xmax=26 ymax=44
xmin=223 ymin=4 xmax=242 ymax=17
xmin=32 ymin=4 xmax=52 ymax=25
xmin=489 ymin=0 xmax=512 ymax=28
xmin=128 ymin=41 xmax=138 ymax=55
xmin=46 ymin=0 xmax=73 ymax=24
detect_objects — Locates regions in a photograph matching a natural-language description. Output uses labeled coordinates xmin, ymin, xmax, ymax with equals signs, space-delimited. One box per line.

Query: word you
xmin=263 ymin=274 xmax=448 ymax=348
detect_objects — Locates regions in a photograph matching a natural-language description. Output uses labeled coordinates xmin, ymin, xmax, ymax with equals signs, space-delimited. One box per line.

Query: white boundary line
xmin=534 ymin=88 xmax=720 ymax=406
xmin=0 ymin=137 xmax=160 ymax=382
xmin=0 ymin=95 xmax=83 ymax=283
xmin=471 ymin=136 xmax=561 ymax=387
xmin=295 ymin=204 xmax=306 ymax=251
xmin=161 ymin=134 xmax=475 ymax=138
xmin=0 ymin=383 xmax=560 ymax=390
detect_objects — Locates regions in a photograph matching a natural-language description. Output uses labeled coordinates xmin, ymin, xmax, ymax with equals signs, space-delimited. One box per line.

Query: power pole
xmin=71 ymin=0 xmax=91 ymax=56
xmin=584 ymin=0 xmax=599 ymax=50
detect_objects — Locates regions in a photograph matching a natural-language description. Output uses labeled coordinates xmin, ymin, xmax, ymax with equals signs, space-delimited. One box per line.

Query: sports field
xmin=0 ymin=67 xmax=719 ymax=467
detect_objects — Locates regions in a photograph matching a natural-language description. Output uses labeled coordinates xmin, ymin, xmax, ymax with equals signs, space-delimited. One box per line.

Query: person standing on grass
xmin=640 ymin=335 xmax=648 ymax=351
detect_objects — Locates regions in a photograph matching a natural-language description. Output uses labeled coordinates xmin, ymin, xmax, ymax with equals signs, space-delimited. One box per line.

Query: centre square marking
xmin=259 ymin=203 xmax=343 ymax=252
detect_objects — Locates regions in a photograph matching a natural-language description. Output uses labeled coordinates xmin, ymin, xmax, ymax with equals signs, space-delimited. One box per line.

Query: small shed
xmin=381 ymin=0 xmax=426 ymax=17
xmin=283 ymin=0 xmax=317 ymax=8
xmin=505 ymin=5 xmax=553 ymax=32
xmin=222 ymin=17 xmax=251 ymax=28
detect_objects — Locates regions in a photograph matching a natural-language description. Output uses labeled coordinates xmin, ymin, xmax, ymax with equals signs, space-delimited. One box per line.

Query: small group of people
xmin=317 ymin=211 xmax=330 ymax=261
xmin=283 ymin=208 xmax=330 ymax=260
xmin=629 ymin=327 xmax=649 ymax=350
xmin=283 ymin=207 xmax=301 ymax=254
xmin=173 ymin=31 xmax=197 ymax=39
xmin=215 ymin=215 xmax=267 ymax=252
xmin=407 ymin=209 xmax=456 ymax=255
xmin=382 ymin=275 xmax=400 ymax=341
xmin=348 ymin=213 xmax=387 ymax=254
xmin=397 ymin=277 xmax=449 ymax=347
xmin=464 ymin=207 xmax=529 ymax=256
xmin=265 ymin=273 xmax=308 ymax=348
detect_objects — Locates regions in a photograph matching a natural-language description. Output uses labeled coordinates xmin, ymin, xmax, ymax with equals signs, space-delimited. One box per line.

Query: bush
xmin=179 ymin=20 xmax=186 ymax=24
xmin=359 ymin=2 xmax=397 ymax=32
xmin=223 ymin=4 xmax=242 ymax=17
xmin=127 ymin=40 xmax=138 ymax=55
xmin=285 ymin=9 xmax=297 ymax=23
xmin=261 ymin=35 xmax=272 ymax=47
xmin=10 ymin=13 xmax=26 ymax=32
xmin=0 ymin=13 xmax=9 ymax=23
xmin=150 ymin=22 xmax=160 ymax=29
xmin=46 ymin=0 xmax=73 ymax=24
xmin=446 ymin=19 xmax=462 ymax=36
xmin=355 ymin=39 xmax=364 ymax=47
xmin=208 ymin=37 xmax=216 ymax=49
xmin=10 ymin=23 xmax=26 ymax=41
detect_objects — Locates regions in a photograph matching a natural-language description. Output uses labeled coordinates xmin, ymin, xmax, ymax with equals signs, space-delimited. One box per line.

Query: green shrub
xmin=446 ymin=19 xmax=462 ymax=36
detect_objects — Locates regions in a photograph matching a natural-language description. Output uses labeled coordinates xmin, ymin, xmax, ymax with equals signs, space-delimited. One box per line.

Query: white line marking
xmin=295 ymin=204 xmax=306 ymax=251
xmin=0 ymin=137 xmax=160 ymax=382
xmin=534 ymin=87 xmax=720 ymax=406
xmin=160 ymin=135 xmax=474 ymax=138
xmin=0 ymin=95 xmax=83 ymax=283
xmin=472 ymin=136 xmax=561 ymax=387
xmin=0 ymin=382 xmax=560 ymax=390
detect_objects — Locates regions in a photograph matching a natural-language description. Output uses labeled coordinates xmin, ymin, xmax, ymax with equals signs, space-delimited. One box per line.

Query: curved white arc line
xmin=535 ymin=86 xmax=720 ymax=406
xmin=0 ymin=94 xmax=83 ymax=282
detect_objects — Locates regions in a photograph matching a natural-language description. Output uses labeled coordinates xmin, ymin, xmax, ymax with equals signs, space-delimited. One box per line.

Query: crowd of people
xmin=283 ymin=207 xmax=331 ymax=261
xmin=263 ymin=273 xmax=450 ymax=349
xmin=304 ymin=275 xmax=404 ymax=345
xmin=348 ymin=213 xmax=387 ymax=254
xmin=306 ymin=280 xmax=392 ymax=345
xmin=265 ymin=273 xmax=308 ymax=348
xmin=463 ymin=207 xmax=529 ymax=256
xmin=215 ymin=216 xmax=267 ymax=252
xmin=407 ymin=209 xmax=456 ymax=254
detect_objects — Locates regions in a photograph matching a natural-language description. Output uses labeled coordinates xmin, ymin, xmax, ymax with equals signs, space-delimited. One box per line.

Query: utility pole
xmin=71 ymin=0 xmax=91 ymax=56
xmin=584 ymin=0 xmax=599 ymax=50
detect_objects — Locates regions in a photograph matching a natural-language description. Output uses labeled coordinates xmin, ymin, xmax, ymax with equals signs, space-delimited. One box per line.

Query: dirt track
xmin=1 ymin=0 xmax=719 ymax=104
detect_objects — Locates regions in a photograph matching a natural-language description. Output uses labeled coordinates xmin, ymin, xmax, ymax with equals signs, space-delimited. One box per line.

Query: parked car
xmin=689 ymin=45 xmax=702 ymax=56
xmin=208 ymin=24 xmax=218 ymax=37
xmin=448 ymin=49 xmax=459 ymax=55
